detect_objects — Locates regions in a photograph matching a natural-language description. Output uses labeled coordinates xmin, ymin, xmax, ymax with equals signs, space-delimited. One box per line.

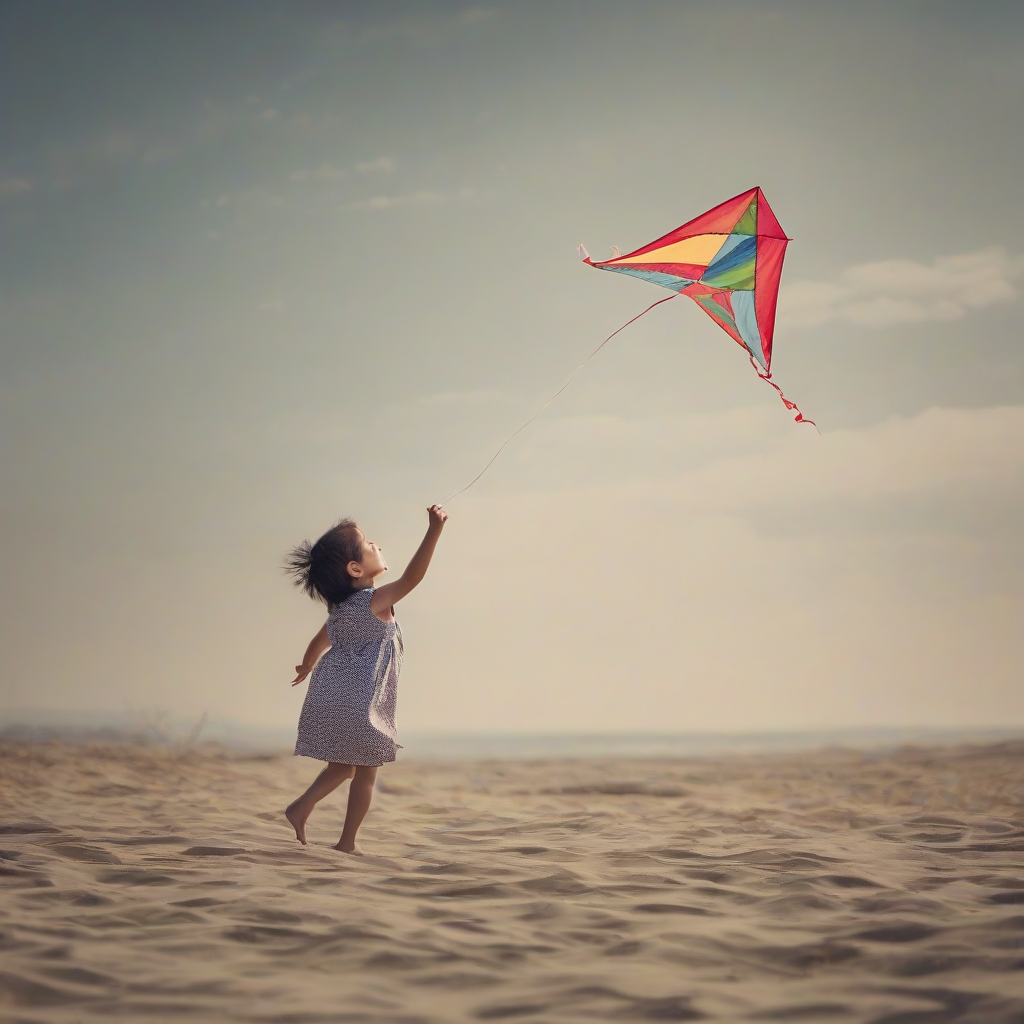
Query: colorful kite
xmin=441 ymin=187 xmax=814 ymax=502
xmin=579 ymin=187 xmax=814 ymax=426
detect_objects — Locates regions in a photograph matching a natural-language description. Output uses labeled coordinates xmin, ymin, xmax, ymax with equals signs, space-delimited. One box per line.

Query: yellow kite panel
xmin=614 ymin=233 xmax=729 ymax=267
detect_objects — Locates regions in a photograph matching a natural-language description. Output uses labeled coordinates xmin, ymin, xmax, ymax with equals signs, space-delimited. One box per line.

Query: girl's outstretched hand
xmin=370 ymin=505 xmax=448 ymax=619
xmin=291 ymin=624 xmax=330 ymax=686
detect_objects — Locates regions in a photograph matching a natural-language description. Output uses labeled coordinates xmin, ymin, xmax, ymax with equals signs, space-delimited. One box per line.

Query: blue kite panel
xmin=602 ymin=266 xmax=695 ymax=292
xmin=703 ymin=232 xmax=748 ymax=269
xmin=731 ymin=290 xmax=766 ymax=368
xmin=703 ymin=234 xmax=757 ymax=278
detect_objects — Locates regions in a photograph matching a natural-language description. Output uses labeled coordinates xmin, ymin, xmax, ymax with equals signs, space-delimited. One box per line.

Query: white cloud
xmin=509 ymin=403 xmax=1024 ymax=520
xmin=355 ymin=156 xmax=397 ymax=174
xmin=681 ymin=403 xmax=1024 ymax=512
xmin=348 ymin=190 xmax=440 ymax=211
xmin=780 ymin=248 xmax=1024 ymax=329
xmin=341 ymin=185 xmax=495 ymax=212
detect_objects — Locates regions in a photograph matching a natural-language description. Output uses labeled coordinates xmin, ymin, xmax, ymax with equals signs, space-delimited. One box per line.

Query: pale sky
xmin=1 ymin=1 xmax=1022 ymax=735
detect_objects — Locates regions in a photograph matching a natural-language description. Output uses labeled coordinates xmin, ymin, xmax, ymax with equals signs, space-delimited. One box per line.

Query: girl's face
xmin=348 ymin=529 xmax=388 ymax=583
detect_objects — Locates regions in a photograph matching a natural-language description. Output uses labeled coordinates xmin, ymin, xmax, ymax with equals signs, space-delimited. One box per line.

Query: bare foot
xmin=333 ymin=843 xmax=362 ymax=856
xmin=285 ymin=802 xmax=308 ymax=845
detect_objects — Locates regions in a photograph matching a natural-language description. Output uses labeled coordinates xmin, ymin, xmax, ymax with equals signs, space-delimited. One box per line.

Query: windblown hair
xmin=284 ymin=518 xmax=364 ymax=606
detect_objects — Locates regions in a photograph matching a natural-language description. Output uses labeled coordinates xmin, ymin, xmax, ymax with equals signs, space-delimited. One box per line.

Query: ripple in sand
xmin=474 ymin=1001 xmax=548 ymax=1019
xmin=0 ymin=970 xmax=85 ymax=1007
xmin=854 ymin=922 xmax=939 ymax=943
xmin=634 ymin=903 xmax=715 ymax=916
xmin=517 ymin=872 xmax=591 ymax=896
xmin=430 ymin=883 xmax=510 ymax=899
xmin=541 ymin=783 xmax=688 ymax=797
xmin=181 ymin=846 xmax=247 ymax=857
xmin=39 ymin=966 xmax=116 ymax=987
xmin=222 ymin=924 xmax=315 ymax=944
xmin=751 ymin=1002 xmax=848 ymax=1019
xmin=756 ymin=941 xmax=862 ymax=970
xmin=411 ymin=971 xmax=503 ymax=989
xmin=823 ymin=874 xmax=881 ymax=888
xmin=107 ymin=834 xmax=191 ymax=846
xmin=4 ymin=738 xmax=1024 ymax=1022
xmin=605 ymin=940 xmax=643 ymax=956
xmin=989 ymin=891 xmax=1024 ymax=905
xmin=44 ymin=843 xmax=122 ymax=864
xmin=95 ymin=868 xmax=176 ymax=886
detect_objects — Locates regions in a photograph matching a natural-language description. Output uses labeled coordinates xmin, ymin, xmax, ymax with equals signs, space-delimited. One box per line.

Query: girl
xmin=283 ymin=505 xmax=448 ymax=854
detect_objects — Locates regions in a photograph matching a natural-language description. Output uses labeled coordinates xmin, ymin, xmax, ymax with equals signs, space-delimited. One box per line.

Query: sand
xmin=1 ymin=739 xmax=1023 ymax=1023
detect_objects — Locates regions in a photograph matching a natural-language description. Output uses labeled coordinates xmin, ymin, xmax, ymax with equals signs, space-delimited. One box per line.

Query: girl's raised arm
xmin=371 ymin=505 xmax=448 ymax=619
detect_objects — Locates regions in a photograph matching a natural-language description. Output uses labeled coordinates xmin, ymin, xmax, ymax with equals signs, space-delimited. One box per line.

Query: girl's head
xmin=285 ymin=519 xmax=388 ymax=606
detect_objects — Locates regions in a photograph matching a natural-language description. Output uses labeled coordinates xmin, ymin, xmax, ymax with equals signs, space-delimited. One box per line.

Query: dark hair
xmin=284 ymin=519 xmax=365 ymax=606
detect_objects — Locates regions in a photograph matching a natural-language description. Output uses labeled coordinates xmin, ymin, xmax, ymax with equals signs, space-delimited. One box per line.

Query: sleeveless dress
xmin=294 ymin=587 xmax=403 ymax=767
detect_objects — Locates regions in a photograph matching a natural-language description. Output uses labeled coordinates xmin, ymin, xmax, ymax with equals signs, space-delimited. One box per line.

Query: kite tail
xmin=440 ymin=293 xmax=679 ymax=503
xmin=748 ymin=354 xmax=818 ymax=431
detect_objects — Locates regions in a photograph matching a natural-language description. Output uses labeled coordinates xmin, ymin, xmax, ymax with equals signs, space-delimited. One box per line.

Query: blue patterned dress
xmin=294 ymin=587 xmax=403 ymax=767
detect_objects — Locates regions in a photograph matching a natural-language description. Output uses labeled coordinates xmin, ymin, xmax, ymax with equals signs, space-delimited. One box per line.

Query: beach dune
xmin=1 ymin=738 xmax=1023 ymax=1022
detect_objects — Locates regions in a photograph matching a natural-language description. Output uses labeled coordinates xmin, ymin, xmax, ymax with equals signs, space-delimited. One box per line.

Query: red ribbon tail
xmin=748 ymin=354 xmax=818 ymax=431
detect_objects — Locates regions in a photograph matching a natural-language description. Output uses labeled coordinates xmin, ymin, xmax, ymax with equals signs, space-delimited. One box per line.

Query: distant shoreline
xmin=2 ymin=712 xmax=1022 ymax=761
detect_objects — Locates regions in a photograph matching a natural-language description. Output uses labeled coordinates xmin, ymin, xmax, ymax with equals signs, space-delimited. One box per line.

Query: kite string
xmin=748 ymin=353 xmax=818 ymax=431
xmin=440 ymin=293 xmax=679 ymax=503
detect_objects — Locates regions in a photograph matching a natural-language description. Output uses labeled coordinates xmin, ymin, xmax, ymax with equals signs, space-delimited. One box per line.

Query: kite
xmin=580 ymin=186 xmax=814 ymax=427
xmin=442 ymin=187 xmax=813 ymax=502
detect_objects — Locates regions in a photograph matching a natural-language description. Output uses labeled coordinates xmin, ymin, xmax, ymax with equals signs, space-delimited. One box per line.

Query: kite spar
xmin=442 ymin=187 xmax=813 ymax=503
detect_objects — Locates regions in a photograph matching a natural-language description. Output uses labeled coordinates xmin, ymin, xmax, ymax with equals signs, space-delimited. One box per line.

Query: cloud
xmin=14 ymin=97 xmax=286 ymax=194
xmin=287 ymin=157 xmax=394 ymax=185
xmin=0 ymin=177 xmax=33 ymax=197
xmin=354 ymin=8 xmax=496 ymax=45
xmin=210 ymin=188 xmax=284 ymax=210
xmin=509 ymin=403 xmax=1024 ymax=527
xmin=418 ymin=389 xmax=502 ymax=405
xmin=681 ymin=404 xmax=1024 ymax=514
xmin=341 ymin=186 xmax=496 ymax=212
xmin=457 ymin=8 xmax=496 ymax=24
xmin=288 ymin=163 xmax=346 ymax=182
xmin=780 ymin=248 xmax=1024 ymax=329
xmin=356 ymin=156 xmax=397 ymax=174
xmin=414 ymin=402 xmax=1024 ymax=734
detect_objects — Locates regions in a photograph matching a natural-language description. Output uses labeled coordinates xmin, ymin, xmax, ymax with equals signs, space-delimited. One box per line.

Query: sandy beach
xmin=1 ymin=739 xmax=1023 ymax=1023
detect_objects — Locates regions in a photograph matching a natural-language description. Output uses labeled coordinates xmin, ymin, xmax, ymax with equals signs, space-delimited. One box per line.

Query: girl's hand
xmin=370 ymin=506 xmax=448 ymax=618
xmin=292 ymin=624 xmax=330 ymax=685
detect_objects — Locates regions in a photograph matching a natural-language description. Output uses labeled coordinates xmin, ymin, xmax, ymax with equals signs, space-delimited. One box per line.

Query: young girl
xmin=283 ymin=505 xmax=448 ymax=854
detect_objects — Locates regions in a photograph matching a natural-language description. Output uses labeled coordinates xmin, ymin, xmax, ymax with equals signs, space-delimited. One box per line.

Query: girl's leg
xmin=335 ymin=765 xmax=378 ymax=855
xmin=285 ymin=762 xmax=354 ymax=845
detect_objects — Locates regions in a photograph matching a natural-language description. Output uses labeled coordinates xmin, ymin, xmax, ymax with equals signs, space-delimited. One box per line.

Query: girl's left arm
xmin=371 ymin=505 xmax=448 ymax=618
xmin=291 ymin=623 xmax=331 ymax=686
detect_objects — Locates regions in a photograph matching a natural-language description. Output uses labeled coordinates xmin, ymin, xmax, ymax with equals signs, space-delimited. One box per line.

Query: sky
xmin=1 ymin=0 xmax=1022 ymax=737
